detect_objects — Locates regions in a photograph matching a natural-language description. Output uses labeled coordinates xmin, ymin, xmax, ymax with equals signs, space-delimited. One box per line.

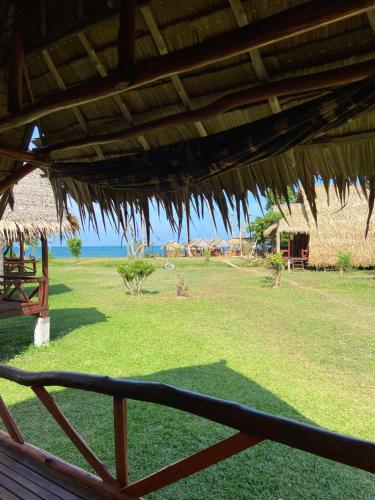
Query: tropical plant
xmin=267 ymin=252 xmax=284 ymax=288
xmin=117 ymin=260 xmax=155 ymax=295
xmin=25 ymin=238 xmax=38 ymax=256
xmin=176 ymin=275 xmax=188 ymax=297
xmin=248 ymin=211 xmax=282 ymax=253
xmin=66 ymin=237 xmax=82 ymax=262
xmin=337 ymin=251 xmax=353 ymax=275
xmin=203 ymin=249 xmax=211 ymax=262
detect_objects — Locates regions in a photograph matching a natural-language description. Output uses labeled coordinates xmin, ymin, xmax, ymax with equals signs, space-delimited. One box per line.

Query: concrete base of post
xmin=34 ymin=316 xmax=50 ymax=347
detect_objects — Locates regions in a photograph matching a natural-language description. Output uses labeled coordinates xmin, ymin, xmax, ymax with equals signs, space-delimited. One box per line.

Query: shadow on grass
xmin=4 ymin=361 xmax=373 ymax=499
xmin=49 ymin=284 xmax=72 ymax=296
xmin=0 ymin=307 xmax=107 ymax=362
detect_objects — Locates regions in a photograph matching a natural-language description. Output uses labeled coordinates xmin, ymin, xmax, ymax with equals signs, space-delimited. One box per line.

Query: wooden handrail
xmin=0 ymin=366 xmax=374 ymax=473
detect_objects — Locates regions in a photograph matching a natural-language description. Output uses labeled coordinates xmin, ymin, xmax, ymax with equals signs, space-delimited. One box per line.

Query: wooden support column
xmin=7 ymin=0 xmax=24 ymax=112
xmin=118 ymin=0 xmax=136 ymax=82
xmin=19 ymin=237 xmax=25 ymax=273
xmin=276 ymin=223 xmax=281 ymax=254
xmin=113 ymin=398 xmax=128 ymax=486
xmin=34 ymin=235 xmax=50 ymax=346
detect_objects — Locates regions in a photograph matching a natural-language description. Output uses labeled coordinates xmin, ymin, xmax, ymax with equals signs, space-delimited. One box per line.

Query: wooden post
xmin=19 ymin=237 xmax=24 ymax=273
xmin=276 ymin=223 xmax=281 ymax=253
xmin=287 ymin=238 xmax=291 ymax=258
xmin=113 ymin=397 xmax=128 ymax=486
xmin=34 ymin=235 xmax=50 ymax=346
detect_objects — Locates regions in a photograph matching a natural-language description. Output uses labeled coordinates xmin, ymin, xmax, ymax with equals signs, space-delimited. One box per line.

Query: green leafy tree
xmin=67 ymin=237 xmax=82 ymax=262
xmin=336 ymin=251 xmax=353 ymax=275
xmin=267 ymin=252 xmax=284 ymax=288
xmin=248 ymin=211 xmax=282 ymax=253
xmin=117 ymin=260 xmax=155 ymax=295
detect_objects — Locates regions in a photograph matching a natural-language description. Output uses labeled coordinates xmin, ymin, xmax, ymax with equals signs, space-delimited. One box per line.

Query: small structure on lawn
xmin=0 ymin=169 xmax=77 ymax=345
xmin=188 ymin=239 xmax=210 ymax=256
xmin=162 ymin=240 xmax=183 ymax=257
xmin=265 ymin=185 xmax=375 ymax=268
xmin=207 ymin=238 xmax=229 ymax=255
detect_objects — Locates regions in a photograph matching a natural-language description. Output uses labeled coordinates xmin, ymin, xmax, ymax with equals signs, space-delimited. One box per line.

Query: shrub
xmin=67 ymin=237 xmax=82 ymax=262
xmin=203 ymin=249 xmax=211 ymax=262
xmin=267 ymin=252 xmax=284 ymax=288
xmin=117 ymin=260 xmax=155 ymax=295
xmin=176 ymin=275 xmax=188 ymax=297
xmin=337 ymin=251 xmax=353 ymax=275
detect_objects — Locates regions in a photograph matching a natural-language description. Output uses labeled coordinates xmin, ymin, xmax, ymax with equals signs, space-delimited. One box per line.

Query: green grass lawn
xmin=0 ymin=257 xmax=374 ymax=499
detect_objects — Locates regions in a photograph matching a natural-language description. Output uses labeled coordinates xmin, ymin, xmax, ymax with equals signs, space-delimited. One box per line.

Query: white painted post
xmin=34 ymin=316 xmax=50 ymax=347
xmin=287 ymin=259 xmax=291 ymax=272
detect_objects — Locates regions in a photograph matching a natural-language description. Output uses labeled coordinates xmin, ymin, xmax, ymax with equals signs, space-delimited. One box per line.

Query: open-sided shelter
xmin=0 ymin=168 xmax=76 ymax=345
xmin=0 ymin=1 xmax=374 ymax=497
xmin=162 ymin=239 xmax=183 ymax=257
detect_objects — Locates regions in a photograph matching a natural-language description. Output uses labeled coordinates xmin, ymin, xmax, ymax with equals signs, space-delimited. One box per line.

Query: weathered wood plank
xmin=0 ymin=397 xmax=23 ymax=444
xmin=124 ymin=432 xmax=262 ymax=497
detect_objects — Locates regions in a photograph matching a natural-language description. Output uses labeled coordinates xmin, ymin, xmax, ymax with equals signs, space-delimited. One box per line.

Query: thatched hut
xmin=162 ymin=240 xmax=183 ymax=257
xmin=265 ymin=186 xmax=375 ymax=268
xmin=0 ymin=169 xmax=76 ymax=345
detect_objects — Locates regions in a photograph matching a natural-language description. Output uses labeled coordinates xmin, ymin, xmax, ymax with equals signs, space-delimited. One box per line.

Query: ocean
xmin=33 ymin=245 xmax=164 ymax=259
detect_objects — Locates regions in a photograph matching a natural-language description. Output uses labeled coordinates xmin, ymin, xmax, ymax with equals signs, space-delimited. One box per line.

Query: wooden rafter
xmin=77 ymin=32 xmax=150 ymax=150
xmin=7 ymin=0 xmax=24 ymax=112
xmin=40 ymin=49 xmax=104 ymax=160
xmin=229 ymin=0 xmax=281 ymax=114
xmin=141 ymin=5 xmax=208 ymax=137
xmin=0 ymin=0 xmax=373 ymax=132
xmin=35 ymin=59 xmax=375 ymax=155
xmin=0 ymin=163 xmax=37 ymax=194
xmin=118 ymin=0 xmax=136 ymax=82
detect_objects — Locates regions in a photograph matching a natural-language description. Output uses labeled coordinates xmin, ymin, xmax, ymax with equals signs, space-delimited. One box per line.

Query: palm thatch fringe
xmin=47 ymin=77 xmax=375 ymax=239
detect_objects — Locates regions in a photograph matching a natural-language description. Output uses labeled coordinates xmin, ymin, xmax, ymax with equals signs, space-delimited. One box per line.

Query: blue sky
xmin=32 ymin=130 xmax=264 ymax=246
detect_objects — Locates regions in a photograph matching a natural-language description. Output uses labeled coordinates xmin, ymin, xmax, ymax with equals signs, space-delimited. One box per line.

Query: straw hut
xmin=162 ymin=240 xmax=183 ymax=257
xmin=265 ymin=186 xmax=375 ymax=268
xmin=0 ymin=169 xmax=76 ymax=345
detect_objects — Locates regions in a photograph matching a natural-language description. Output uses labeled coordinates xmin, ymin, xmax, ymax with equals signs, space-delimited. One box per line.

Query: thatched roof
xmin=189 ymin=239 xmax=210 ymax=248
xmin=1 ymin=1 xmax=375 ymax=234
xmin=0 ymin=169 xmax=76 ymax=243
xmin=162 ymin=240 xmax=182 ymax=249
xmin=266 ymin=185 xmax=375 ymax=267
xmin=207 ymin=238 xmax=229 ymax=247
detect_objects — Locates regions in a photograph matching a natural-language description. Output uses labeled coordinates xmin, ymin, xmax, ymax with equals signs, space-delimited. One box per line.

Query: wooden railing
xmin=0 ymin=366 xmax=373 ymax=499
xmin=0 ymin=276 xmax=47 ymax=306
xmin=4 ymin=257 xmax=37 ymax=275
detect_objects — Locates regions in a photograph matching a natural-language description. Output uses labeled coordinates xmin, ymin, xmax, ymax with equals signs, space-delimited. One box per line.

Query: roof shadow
xmin=49 ymin=283 xmax=72 ymax=295
xmin=3 ymin=361 xmax=373 ymax=498
xmin=0 ymin=306 xmax=107 ymax=362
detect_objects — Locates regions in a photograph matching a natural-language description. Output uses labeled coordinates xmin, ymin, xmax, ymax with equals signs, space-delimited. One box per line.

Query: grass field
xmin=0 ymin=257 xmax=374 ymax=499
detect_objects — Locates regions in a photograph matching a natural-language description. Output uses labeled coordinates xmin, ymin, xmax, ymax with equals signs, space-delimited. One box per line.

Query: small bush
xmin=176 ymin=275 xmax=188 ymax=297
xmin=337 ymin=251 xmax=353 ymax=275
xmin=203 ymin=249 xmax=211 ymax=262
xmin=67 ymin=237 xmax=82 ymax=262
xmin=267 ymin=252 xmax=284 ymax=288
xmin=117 ymin=260 xmax=155 ymax=295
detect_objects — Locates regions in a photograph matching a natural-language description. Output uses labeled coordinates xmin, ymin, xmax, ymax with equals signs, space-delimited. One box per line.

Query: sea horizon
xmin=34 ymin=245 xmax=165 ymax=259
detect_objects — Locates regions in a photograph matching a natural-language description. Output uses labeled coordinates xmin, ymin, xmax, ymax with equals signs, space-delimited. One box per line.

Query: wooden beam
xmin=141 ymin=5 xmax=208 ymax=137
xmin=0 ymin=145 xmax=49 ymax=166
xmin=0 ymin=0 xmax=373 ymax=132
xmin=7 ymin=0 xmax=24 ymax=112
xmin=124 ymin=432 xmax=262 ymax=497
xmin=0 ymin=397 xmax=24 ymax=444
xmin=32 ymin=386 xmax=118 ymax=486
xmin=41 ymin=49 xmax=104 ymax=160
xmin=77 ymin=31 xmax=150 ymax=150
xmin=118 ymin=0 xmax=136 ymax=82
xmin=36 ymin=59 xmax=375 ymax=155
xmin=229 ymin=0 xmax=282 ymax=114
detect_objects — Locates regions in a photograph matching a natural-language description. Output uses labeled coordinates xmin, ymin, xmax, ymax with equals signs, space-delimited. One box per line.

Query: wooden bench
xmin=0 ymin=366 xmax=373 ymax=499
xmin=0 ymin=276 xmax=48 ymax=319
